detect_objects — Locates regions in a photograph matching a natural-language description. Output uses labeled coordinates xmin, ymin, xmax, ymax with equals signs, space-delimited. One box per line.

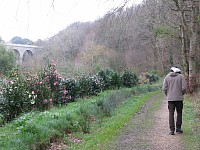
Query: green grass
xmin=182 ymin=96 xmax=200 ymax=150
xmin=0 ymin=85 xmax=160 ymax=150
xmin=68 ymin=91 xmax=160 ymax=150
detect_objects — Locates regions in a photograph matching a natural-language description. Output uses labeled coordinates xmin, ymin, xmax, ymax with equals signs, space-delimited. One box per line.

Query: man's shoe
xmin=176 ymin=128 xmax=183 ymax=134
xmin=169 ymin=131 xmax=174 ymax=135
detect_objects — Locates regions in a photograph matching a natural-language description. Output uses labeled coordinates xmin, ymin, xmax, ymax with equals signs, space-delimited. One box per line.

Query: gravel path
xmin=106 ymin=93 xmax=184 ymax=150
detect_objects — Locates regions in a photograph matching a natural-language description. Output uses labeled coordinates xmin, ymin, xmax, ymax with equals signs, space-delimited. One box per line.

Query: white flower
xmin=30 ymin=100 xmax=35 ymax=104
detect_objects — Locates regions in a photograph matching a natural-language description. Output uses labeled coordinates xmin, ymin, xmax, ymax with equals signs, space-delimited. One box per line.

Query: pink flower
xmin=54 ymin=81 xmax=58 ymax=86
xmin=56 ymin=73 xmax=60 ymax=79
xmin=27 ymin=78 xmax=32 ymax=81
xmin=49 ymin=98 xmax=53 ymax=103
xmin=37 ymin=81 xmax=42 ymax=85
xmin=52 ymin=60 xmax=56 ymax=67
xmin=43 ymin=99 xmax=48 ymax=103
xmin=31 ymin=91 xmax=34 ymax=94
xmin=64 ymin=90 xmax=68 ymax=95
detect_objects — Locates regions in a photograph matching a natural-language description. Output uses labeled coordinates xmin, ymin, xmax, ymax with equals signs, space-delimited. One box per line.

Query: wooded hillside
xmin=32 ymin=0 xmax=200 ymax=93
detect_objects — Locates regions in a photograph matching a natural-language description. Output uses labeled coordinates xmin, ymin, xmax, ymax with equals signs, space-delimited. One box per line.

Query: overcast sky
xmin=0 ymin=0 xmax=142 ymax=42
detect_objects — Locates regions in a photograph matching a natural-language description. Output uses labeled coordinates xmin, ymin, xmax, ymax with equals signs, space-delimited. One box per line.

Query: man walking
xmin=163 ymin=67 xmax=187 ymax=135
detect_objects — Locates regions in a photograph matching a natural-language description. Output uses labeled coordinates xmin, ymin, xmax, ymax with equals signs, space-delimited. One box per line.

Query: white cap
xmin=171 ymin=67 xmax=181 ymax=73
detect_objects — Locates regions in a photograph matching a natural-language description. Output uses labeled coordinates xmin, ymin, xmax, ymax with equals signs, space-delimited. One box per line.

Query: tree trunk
xmin=188 ymin=0 xmax=199 ymax=93
xmin=176 ymin=0 xmax=190 ymax=90
xmin=175 ymin=0 xmax=200 ymax=93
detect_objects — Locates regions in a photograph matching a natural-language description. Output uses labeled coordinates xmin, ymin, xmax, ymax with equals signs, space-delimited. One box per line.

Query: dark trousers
xmin=168 ymin=101 xmax=183 ymax=131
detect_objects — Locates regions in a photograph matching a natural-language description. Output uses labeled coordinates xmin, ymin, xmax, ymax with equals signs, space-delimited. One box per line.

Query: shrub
xmin=147 ymin=73 xmax=159 ymax=84
xmin=1 ymin=60 xmax=72 ymax=122
xmin=0 ymin=44 xmax=16 ymax=75
xmin=88 ymin=75 xmax=104 ymax=96
xmin=97 ymin=69 xmax=122 ymax=90
xmin=62 ymin=78 xmax=79 ymax=102
xmin=0 ymin=113 xmax=5 ymax=126
xmin=2 ymin=68 xmax=31 ymax=121
xmin=1 ymin=60 xmax=150 ymax=123
xmin=76 ymin=75 xmax=103 ymax=98
xmin=33 ymin=60 xmax=71 ymax=107
xmin=0 ymin=79 xmax=5 ymax=125
xmin=110 ymin=71 xmax=122 ymax=89
xmin=97 ymin=69 xmax=113 ymax=90
xmin=121 ymin=69 xmax=139 ymax=88
xmin=26 ymin=60 xmax=73 ymax=108
xmin=139 ymin=71 xmax=159 ymax=84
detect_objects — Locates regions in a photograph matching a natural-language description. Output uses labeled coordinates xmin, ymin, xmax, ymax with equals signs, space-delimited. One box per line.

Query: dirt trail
xmin=106 ymin=93 xmax=184 ymax=150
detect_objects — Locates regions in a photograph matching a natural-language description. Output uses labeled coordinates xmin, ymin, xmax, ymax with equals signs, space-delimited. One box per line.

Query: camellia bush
xmin=1 ymin=60 xmax=72 ymax=121
xmin=77 ymin=75 xmax=103 ymax=97
xmin=1 ymin=68 xmax=30 ymax=121
xmin=121 ymin=69 xmax=139 ymax=88
xmin=62 ymin=78 xmax=79 ymax=102
xmin=97 ymin=69 xmax=113 ymax=90
xmin=0 ymin=62 xmax=142 ymax=122
xmin=67 ymin=75 xmax=104 ymax=99
xmin=97 ymin=69 xmax=122 ymax=90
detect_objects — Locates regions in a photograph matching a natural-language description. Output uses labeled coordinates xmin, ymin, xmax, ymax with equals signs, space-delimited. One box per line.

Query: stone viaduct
xmin=5 ymin=43 xmax=42 ymax=63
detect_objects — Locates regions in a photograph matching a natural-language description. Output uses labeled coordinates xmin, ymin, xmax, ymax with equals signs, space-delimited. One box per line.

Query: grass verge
xmin=0 ymin=85 xmax=160 ymax=150
xmin=68 ymin=91 xmax=160 ymax=150
xmin=182 ymin=96 xmax=200 ymax=150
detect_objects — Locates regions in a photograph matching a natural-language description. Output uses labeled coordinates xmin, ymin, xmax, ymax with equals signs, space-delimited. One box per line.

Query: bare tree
xmin=171 ymin=0 xmax=200 ymax=93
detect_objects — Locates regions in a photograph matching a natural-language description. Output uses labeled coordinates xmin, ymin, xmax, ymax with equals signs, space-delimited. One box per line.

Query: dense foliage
xmin=122 ymin=69 xmax=139 ymax=87
xmin=0 ymin=44 xmax=16 ymax=75
xmin=1 ymin=60 xmax=71 ymax=121
xmin=146 ymin=73 xmax=159 ymax=84
xmin=0 ymin=61 xmax=143 ymax=122
xmin=97 ymin=69 xmax=122 ymax=90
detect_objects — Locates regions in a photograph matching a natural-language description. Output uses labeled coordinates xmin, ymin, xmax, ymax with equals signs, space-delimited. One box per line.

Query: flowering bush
xmin=1 ymin=68 xmax=31 ymax=121
xmin=97 ymin=69 xmax=122 ymax=90
xmin=87 ymin=75 xmax=104 ymax=95
xmin=76 ymin=75 xmax=104 ymax=98
xmin=1 ymin=60 xmax=72 ymax=122
xmin=25 ymin=60 xmax=72 ymax=109
xmin=1 ymin=60 xmax=141 ymax=122
xmin=62 ymin=78 xmax=78 ymax=101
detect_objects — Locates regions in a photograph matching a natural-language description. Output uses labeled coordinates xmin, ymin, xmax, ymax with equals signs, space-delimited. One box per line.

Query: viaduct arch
xmin=5 ymin=43 xmax=42 ymax=63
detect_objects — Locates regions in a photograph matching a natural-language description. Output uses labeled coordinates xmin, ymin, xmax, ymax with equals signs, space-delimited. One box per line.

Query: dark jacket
xmin=163 ymin=72 xmax=186 ymax=101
